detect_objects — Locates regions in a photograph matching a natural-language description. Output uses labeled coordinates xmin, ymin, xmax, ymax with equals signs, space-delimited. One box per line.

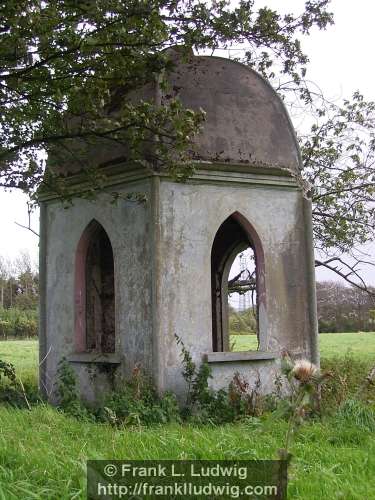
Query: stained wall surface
xmin=155 ymin=176 xmax=316 ymax=396
xmin=40 ymin=54 xmax=318 ymax=402
xmin=40 ymin=179 xmax=154 ymax=403
xmin=163 ymin=55 xmax=301 ymax=170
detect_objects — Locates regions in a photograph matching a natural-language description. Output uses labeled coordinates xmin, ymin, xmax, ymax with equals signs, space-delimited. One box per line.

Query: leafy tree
xmin=2 ymin=1 xmax=375 ymax=290
xmin=0 ymin=252 xmax=38 ymax=310
xmin=0 ymin=0 xmax=333 ymax=193
xmin=301 ymin=93 xmax=375 ymax=292
xmin=0 ymin=257 xmax=9 ymax=309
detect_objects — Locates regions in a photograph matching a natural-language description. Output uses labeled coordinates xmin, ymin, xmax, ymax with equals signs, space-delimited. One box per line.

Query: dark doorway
xmin=85 ymin=224 xmax=115 ymax=353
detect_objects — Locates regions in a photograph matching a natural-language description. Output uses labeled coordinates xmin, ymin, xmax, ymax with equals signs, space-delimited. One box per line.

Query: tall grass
xmin=0 ymin=406 xmax=375 ymax=499
xmin=0 ymin=336 xmax=375 ymax=499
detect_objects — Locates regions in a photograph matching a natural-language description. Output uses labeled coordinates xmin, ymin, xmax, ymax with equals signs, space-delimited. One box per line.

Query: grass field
xmin=0 ymin=340 xmax=38 ymax=380
xmin=0 ymin=334 xmax=375 ymax=499
xmin=232 ymin=331 xmax=375 ymax=359
xmin=3 ymin=332 xmax=375 ymax=378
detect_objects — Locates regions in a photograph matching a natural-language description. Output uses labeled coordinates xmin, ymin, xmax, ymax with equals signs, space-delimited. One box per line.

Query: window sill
xmin=68 ymin=353 xmax=121 ymax=364
xmin=204 ymin=351 xmax=277 ymax=363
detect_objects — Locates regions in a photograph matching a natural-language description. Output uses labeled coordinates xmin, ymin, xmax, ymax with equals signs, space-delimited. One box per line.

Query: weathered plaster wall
xmin=40 ymin=170 xmax=317 ymax=402
xmin=41 ymin=180 xmax=153 ymax=403
xmin=156 ymin=178 xmax=315 ymax=396
xmin=40 ymin=52 xmax=318 ymax=403
xmin=164 ymin=55 xmax=301 ymax=171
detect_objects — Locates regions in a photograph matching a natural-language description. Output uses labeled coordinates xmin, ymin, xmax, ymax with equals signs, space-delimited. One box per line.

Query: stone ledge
xmin=204 ymin=351 xmax=277 ymax=363
xmin=68 ymin=353 xmax=121 ymax=364
xmin=38 ymin=161 xmax=298 ymax=201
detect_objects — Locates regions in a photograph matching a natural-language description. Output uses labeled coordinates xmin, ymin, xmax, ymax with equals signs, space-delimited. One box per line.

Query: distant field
xmin=231 ymin=331 xmax=375 ymax=360
xmin=317 ymin=332 xmax=375 ymax=360
xmin=0 ymin=339 xmax=38 ymax=380
xmin=231 ymin=334 xmax=259 ymax=351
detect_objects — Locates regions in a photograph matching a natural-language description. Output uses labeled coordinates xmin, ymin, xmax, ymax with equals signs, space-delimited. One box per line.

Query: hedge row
xmin=0 ymin=308 xmax=38 ymax=339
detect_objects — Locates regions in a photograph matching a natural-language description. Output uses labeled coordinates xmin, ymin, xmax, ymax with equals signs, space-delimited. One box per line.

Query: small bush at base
xmin=55 ymin=358 xmax=93 ymax=420
xmin=97 ymin=388 xmax=181 ymax=427
xmin=0 ymin=358 xmax=38 ymax=408
xmin=55 ymin=359 xmax=181 ymax=426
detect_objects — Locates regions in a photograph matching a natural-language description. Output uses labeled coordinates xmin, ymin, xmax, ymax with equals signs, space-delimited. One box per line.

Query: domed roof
xmin=163 ymin=53 xmax=300 ymax=171
xmin=49 ymin=52 xmax=301 ymax=178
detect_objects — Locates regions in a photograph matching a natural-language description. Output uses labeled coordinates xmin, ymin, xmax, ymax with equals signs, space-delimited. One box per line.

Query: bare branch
xmin=315 ymin=256 xmax=375 ymax=295
xmin=14 ymin=222 xmax=39 ymax=238
xmin=14 ymin=202 xmax=39 ymax=238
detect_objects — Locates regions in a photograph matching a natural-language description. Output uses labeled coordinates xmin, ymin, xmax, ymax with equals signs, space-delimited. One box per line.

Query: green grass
xmin=318 ymin=331 xmax=375 ymax=361
xmin=0 ymin=339 xmax=38 ymax=381
xmin=231 ymin=331 xmax=375 ymax=360
xmin=230 ymin=334 xmax=259 ymax=351
xmin=0 ymin=405 xmax=375 ymax=499
xmin=0 ymin=334 xmax=375 ymax=499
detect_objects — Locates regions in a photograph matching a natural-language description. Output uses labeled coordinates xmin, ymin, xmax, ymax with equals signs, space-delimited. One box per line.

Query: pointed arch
xmin=74 ymin=220 xmax=115 ymax=353
xmin=211 ymin=212 xmax=266 ymax=352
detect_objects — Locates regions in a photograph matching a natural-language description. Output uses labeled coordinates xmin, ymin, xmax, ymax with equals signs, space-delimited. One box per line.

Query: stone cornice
xmin=38 ymin=161 xmax=300 ymax=201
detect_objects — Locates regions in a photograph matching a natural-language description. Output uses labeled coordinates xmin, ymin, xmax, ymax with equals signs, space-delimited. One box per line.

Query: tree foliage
xmin=0 ymin=252 xmax=38 ymax=310
xmin=2 ymin=1 xmax=375 ymax=289
xmin=300 ymin=92 xmax=375 ymax=290
xmin=0 ymin=0 xmax=333 ymax=193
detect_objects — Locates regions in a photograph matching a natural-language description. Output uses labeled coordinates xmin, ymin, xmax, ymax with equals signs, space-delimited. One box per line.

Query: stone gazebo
xmin=39 ymin=53 xmax=318 ymax=403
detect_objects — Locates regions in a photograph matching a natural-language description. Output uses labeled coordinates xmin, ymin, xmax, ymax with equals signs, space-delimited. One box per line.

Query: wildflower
xmin=292 ymin=359 xmax=318 ymax=384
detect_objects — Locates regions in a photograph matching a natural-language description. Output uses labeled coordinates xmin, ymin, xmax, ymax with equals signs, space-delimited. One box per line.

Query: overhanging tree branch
xmin=315 ymin=257 xmax=375 ymax=295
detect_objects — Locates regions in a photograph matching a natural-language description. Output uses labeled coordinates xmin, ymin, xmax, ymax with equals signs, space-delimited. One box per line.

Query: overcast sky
xmin=1 ymin=0 xmax=374 ymax=282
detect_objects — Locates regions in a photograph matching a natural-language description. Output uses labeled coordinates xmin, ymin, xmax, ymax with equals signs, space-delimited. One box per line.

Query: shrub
xmin=98 ymin=385 xmax=181 ymax=426
xmin=229 ymin=307 xmax=257 ymax=335
xmin=55 ymin=358 xmax=91 ymax=420
xmin=0 ymin=320 xmax=11 ymax=339
xmin=55 ymin=358 xmax=181 ymax=426
xmin=175 ymin=334 xmax=267 ymax=424
xmin=96 ymin=364 xmax=181 ymax=426
xmin=0 ymin=359 xmax=16 ymax=384
xmin=0 ymin=307 xmax=38 ymax=338
xmin=0 ymin=359 xmax=37 ymax=408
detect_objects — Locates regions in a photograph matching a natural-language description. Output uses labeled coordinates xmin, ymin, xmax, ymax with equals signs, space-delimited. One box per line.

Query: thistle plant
xmin=278 ymin=353 xmax=327 ymax=462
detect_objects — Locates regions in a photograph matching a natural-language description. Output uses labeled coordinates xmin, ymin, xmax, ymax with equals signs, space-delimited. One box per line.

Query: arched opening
xmin=75 ymin=220 xmax=115 ymax=353
xmin=211 ymin=213 xmax=265 ymax=352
